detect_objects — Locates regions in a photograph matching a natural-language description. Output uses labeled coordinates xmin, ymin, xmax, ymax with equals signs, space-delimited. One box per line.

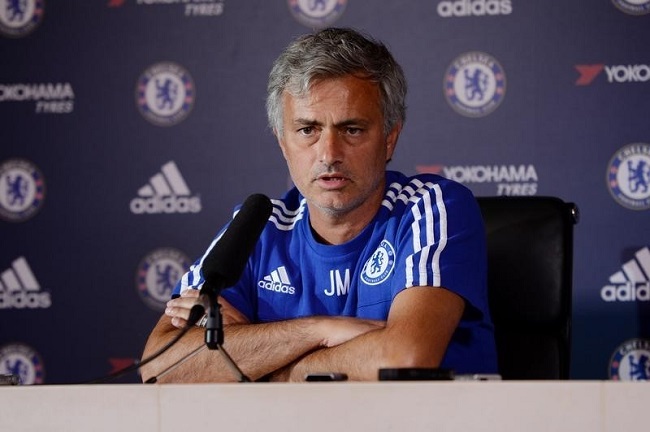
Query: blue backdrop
xmin=1 ymin=0 xmax=649 ymax=384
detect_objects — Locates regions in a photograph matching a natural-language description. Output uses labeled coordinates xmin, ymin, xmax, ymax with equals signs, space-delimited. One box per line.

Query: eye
xmin=298 ymin=126 xmax=314 ymax=135
xmin=346 ymin=127 xmax=363 ymax=135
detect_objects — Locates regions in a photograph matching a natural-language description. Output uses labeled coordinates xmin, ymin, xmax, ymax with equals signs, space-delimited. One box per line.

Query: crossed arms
xmin=140 ymin=285 xmax=464 ymax=383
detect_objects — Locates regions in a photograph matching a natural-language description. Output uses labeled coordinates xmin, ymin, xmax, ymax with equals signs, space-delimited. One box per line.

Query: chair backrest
xmin=476 ymin=196 xmax=579 ymax=380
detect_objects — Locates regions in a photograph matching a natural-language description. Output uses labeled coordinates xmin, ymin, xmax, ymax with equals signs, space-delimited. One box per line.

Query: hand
xmin=164 ymin=289 xmax=199 ymax=328
xmin=165 ymin=289 xmax=249 ymax=328
xmin=317 ymin=316 xmax=385 ymax=348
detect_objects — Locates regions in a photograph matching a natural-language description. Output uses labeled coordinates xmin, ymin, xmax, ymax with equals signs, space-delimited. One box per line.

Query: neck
xmin=309 ymin=217 xmax=367 ymax=245
xmin=308 ymin=189 xmax=384 ymax=246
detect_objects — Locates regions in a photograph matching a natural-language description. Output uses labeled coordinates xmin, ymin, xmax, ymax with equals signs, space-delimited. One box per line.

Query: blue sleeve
xmin=391 ymin=180 xmax=488 ymax=318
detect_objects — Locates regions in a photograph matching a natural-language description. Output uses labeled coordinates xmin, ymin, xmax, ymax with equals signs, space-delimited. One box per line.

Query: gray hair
xmin=266 ymin=28 xmax=407 ymax=135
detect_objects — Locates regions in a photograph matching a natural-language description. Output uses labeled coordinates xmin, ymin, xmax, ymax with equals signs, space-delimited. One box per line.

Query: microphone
xmin=188 ymin=193 xmax=273 ymax=325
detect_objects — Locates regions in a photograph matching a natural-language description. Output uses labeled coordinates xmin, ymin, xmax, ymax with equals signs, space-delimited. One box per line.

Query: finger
xmin=170 ymin=316 xmax=187 ymax=329
xmin=167 ymin=290 xmax=200 ymax=311
xmin=180 ymin=288 xmax=199 ymax=298
xmin=165 ymin=302 xmax=191 ymax=324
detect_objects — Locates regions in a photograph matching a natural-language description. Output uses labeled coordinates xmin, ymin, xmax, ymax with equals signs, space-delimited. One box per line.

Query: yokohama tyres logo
xmin=575 ymin=64 xmax=650 ymax=85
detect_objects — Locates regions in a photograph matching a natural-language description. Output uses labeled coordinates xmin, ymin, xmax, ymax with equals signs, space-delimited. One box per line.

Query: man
xmin=141 ymin=28 xmax=497 ymax=382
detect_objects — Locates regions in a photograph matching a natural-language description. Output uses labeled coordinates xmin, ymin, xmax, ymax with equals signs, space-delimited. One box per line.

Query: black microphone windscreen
xmin=201 ymin=193 xmax=273 ymax=288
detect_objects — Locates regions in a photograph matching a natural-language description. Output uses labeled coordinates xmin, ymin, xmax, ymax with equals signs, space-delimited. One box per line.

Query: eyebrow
xmin=292 ymin=118 xmax=370 ymax=128
xmin=293 ymin=118 xmax=321 ymax=127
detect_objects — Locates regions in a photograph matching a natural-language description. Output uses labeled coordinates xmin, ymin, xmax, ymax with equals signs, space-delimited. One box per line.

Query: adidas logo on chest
xmin=258 ymin=266 xmax=296 ymax=295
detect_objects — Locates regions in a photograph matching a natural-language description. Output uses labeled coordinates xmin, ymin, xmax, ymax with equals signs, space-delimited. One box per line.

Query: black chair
xmin=476 ymin=196 xmax=579 ymax=380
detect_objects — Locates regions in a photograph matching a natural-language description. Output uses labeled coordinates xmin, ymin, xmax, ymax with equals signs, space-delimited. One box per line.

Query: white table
xmin=0 ymin=381 xmax=647 ymax=431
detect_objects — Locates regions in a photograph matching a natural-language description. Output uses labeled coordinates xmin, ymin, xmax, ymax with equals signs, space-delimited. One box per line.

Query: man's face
xmin=277 ymin=75 xmax=400 ymax=221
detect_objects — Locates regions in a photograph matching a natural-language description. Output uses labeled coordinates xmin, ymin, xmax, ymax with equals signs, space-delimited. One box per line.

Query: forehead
xmin=282 ymin=75 xmax=382 ymax=120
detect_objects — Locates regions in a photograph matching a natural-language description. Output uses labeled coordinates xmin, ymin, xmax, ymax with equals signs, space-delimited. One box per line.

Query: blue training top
xmin=175 ymin=170 xmax=497 ymax=374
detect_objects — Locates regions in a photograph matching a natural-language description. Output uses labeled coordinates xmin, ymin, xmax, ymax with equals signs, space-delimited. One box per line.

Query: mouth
xmin=315 ymin=174 xmax=349 ymax=189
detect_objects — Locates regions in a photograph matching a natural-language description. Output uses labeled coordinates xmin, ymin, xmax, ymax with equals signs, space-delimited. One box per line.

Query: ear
xmin=385 ymin=123 xmax=402 ymax=162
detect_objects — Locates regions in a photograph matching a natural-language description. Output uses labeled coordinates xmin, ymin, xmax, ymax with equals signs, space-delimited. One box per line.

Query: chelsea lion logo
xmin=612 ymin=0 xmax=650 ymax=15
xmin=361 ymin=240 xmax=396 ymax=286
xmin=609 ymin=338 xmax=650 ymax=380
xmin=444 ymin=51 xmax=506 ymax=118
xmin=288 ymin=0 xmax=347 ymax=28
xmin=136 ymin=247 xmax=191 ymax=311
xmin=0 ymin=158 xmax=45 ymax=222
xmin=136 ymin=62 xmax=195 ymax=127
xmin=0 ymin=342 xmax=45 ymax=385
xmin=0 ymin=0 xmax=45 ymax=38
xmin=607 ymin=143 xmax=650 ymax=210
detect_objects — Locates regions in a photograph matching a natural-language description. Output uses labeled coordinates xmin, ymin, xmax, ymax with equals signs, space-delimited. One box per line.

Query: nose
xmin=318 ymin=129 xmax=343 ymax=165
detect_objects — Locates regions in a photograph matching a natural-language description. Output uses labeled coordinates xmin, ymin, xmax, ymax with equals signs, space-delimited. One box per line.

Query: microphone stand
xmin=144 ymin=286 xmax=250 ymax=384
xmin=203 ymin=283 xmax=251 ymax=383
